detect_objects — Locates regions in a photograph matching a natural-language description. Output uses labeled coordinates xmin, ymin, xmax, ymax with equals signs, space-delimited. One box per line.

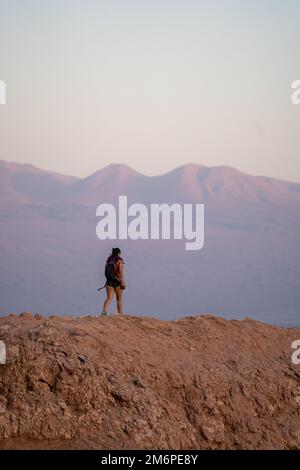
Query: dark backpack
xmin=105 ymin=255 xmax=122 ymax=282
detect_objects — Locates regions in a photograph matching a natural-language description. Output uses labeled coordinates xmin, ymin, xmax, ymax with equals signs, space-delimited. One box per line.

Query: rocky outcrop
xmin=0 ymin=313 xmax=299 ymax=449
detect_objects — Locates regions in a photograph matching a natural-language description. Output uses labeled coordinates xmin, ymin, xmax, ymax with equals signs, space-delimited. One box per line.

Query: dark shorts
xmin=106 ymin=278 xmax=121 ymax=288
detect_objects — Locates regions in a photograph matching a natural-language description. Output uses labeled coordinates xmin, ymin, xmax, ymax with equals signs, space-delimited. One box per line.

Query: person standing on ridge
xmin=100 ymin=248 xmax=125 ymax=316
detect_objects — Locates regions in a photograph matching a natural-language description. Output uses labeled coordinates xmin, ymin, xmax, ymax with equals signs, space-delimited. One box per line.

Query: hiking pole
xmin=97 ymin=283 xmax=107 ymax=292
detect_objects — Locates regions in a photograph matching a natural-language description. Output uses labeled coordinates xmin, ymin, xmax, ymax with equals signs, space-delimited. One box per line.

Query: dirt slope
xmin=0 ymin=313 xmax=299 ymax=449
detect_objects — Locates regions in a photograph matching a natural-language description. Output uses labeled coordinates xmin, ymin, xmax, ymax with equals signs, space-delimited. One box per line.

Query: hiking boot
xmin=95 ymin=311 xmax=107 ymax=317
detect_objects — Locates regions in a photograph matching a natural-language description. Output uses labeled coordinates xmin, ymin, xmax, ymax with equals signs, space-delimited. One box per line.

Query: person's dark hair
xmin=112 ymin=247 xmax=121 ymax=257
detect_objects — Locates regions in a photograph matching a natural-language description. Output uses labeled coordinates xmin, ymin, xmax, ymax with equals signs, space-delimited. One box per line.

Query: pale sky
xmin=0 ymin=0 xmax=299 ymax=181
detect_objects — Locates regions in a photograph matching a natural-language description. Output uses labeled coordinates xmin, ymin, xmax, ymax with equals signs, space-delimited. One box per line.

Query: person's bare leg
xmin=102 ymin=285 xmax=114 ymax=314
xmin=115 ymin=287 xmax=123 ymax=315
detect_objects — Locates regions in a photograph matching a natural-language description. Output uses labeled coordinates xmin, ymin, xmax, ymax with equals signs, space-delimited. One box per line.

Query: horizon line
xmin=0 ymin=158 xmax=299 ymax=186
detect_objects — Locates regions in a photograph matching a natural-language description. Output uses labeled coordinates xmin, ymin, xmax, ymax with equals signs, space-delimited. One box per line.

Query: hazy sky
xmin=0 ymin=0 xmax=299 ymax=181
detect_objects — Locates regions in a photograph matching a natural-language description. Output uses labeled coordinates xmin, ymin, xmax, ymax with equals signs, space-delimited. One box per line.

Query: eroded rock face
xmin=0 ymin=313 xmax=299 ymax=449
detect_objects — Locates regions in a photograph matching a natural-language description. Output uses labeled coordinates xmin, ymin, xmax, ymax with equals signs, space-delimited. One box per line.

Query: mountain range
xmin=0 ymin=159 xmax=299 ymax=325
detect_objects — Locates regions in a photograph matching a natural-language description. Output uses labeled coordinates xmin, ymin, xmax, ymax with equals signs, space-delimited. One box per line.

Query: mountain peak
xmin=91 ymin=163 xmax=143 ymax=178
xmin=0 ymin=159 xmax=78 ymax=202
xmin=0 ymin=159 xmax=78 ymax=181
xmin=80 ymin=163 xmax=143 ymax=186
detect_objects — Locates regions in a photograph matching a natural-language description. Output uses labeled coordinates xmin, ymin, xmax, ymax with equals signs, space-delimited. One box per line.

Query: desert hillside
xmin=0 ymin=313 xmax=299 ymax=449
